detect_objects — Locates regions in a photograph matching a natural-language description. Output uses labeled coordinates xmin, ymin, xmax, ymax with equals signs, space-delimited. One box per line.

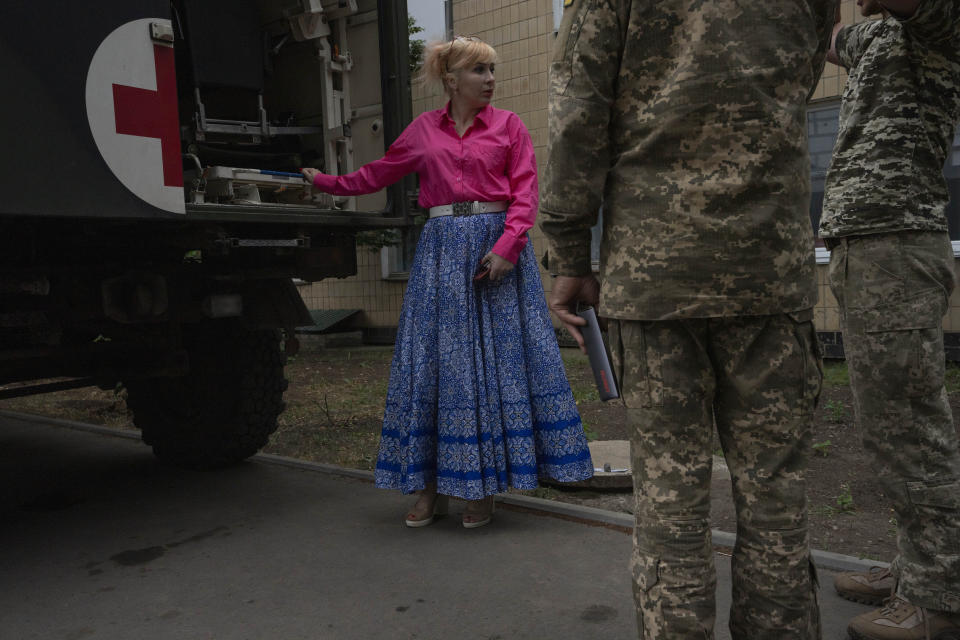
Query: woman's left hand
xmin=481 ymin=252 xmax=514 ymax=282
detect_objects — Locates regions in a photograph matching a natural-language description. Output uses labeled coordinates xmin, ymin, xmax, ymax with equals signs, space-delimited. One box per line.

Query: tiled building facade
xmin=298 ymin=0 xmax=960 ymax=354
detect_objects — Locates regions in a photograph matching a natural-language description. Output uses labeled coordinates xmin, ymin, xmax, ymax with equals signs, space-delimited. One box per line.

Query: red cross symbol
xmin=112 ymin=45 xmax=182 ymax=188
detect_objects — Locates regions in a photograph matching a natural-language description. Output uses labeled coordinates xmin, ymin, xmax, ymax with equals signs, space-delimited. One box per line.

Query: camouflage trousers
xmin=826 ymin=230 xmax=960 ymax=613
xmin=609 ymin=314 xmax=822 ymax=640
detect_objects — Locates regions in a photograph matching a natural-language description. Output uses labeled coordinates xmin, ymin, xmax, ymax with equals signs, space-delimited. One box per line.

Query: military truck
xmin=0 ymin=0 xmax=414 ymax=467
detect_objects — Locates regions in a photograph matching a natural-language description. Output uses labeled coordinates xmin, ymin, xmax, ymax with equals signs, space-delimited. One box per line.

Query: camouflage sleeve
xmin=896 ymin=0 xmax=960 ymax=44
xmin=810 ymin=0 xmax=840 ymax=98
xmin=540 ymin=0 xmax=626 ymax=276
xmin=835 ymin=21 xmax=880 ymax=70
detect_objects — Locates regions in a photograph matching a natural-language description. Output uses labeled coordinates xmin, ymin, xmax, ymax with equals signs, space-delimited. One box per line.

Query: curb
xmin=2 ymin=410 xmax=889 ymax=575
xmin=492 ymin=493 xmax=888 ymax=574
xmin=0 ymin=410 xmax=142 ymax=440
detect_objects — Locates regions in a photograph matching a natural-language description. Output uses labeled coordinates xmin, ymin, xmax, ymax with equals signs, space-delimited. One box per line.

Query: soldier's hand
xmin=548 ymin=275 xmax=600 ymax=352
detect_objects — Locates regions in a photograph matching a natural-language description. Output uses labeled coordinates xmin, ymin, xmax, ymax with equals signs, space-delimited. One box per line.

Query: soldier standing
xmin=541 ymin=1 xmax=836 ymax=638
xmin=819 ymin=1 xmax=960 ymax=638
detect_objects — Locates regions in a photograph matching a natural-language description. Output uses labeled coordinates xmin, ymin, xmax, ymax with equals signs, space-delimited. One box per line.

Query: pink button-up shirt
xmin=312 ymin=103 xmax=538 ymax=264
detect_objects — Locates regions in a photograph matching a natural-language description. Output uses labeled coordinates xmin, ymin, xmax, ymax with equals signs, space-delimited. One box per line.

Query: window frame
xmin=380 ymin=220 xmax=423 ymax=280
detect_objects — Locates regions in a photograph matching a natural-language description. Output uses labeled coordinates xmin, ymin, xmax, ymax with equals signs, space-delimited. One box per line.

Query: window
xmin=806 ymin=102 xmax=960 ymax=244
xmin=807 ymin=102 xmax=840 ymax=244
xmin=380 ymin=224 xmax=422 ymax=279
xmin=444 ymin=0 xmax=454 ymax=40
xmin=946 ymin=128 xmax=960 ymax=240
xmin=553 ymin=0 xmax=565 ymax=31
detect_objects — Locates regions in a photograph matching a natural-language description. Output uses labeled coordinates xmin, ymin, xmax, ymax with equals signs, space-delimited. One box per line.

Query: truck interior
xmin=171 ymin=0 xmax=401 ymax=212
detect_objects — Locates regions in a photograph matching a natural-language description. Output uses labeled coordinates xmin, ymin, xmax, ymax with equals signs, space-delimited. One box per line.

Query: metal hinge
xmin=150 ymin=22 xmax=175 ymax=45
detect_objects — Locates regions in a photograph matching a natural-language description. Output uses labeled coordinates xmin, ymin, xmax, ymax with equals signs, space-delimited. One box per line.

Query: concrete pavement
xmin=0 ymin=413 xmax=874 ymax=639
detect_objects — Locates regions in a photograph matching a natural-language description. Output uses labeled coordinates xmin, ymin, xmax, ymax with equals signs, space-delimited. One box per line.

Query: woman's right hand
xmin=300 ymin=167 xmax=321 ymax=184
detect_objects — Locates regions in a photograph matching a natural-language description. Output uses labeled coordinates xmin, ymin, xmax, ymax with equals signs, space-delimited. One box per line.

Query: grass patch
xmin=812 ymin=439 xmax=833 ymax=457
xmin=562 ymin=350 xmax=600 ymax=404
xmin=512 ymin=486 xmax=562 ymax=500
xmin=581 ymin=422 xmax=599 ymax=441
xmin=824 ymin=361 xmax=960 ymax=394
xmin=266 ymin=347 xmax=394 ymax=469
xmin=823 ymin=399 xmax=847 ymax=423
xmin=946 ymin=363 xmax=960 ymax=394
xmin=834 ymin=482 xmax=856 ymax=514
xmin=822 ymin=361 xmax=850 ymax=388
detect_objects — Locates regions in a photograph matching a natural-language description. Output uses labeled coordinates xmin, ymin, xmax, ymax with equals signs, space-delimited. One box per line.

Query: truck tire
xmin=125 ymin=323 xmax=288 ymax=469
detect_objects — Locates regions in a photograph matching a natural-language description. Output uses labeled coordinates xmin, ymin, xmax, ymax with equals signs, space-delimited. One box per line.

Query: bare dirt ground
xmin=4 ymin=345 xmax=959 ymax=562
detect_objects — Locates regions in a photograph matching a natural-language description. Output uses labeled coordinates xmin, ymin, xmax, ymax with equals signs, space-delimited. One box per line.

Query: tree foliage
xmin=408 ymin=15 xmax=425 ymax=78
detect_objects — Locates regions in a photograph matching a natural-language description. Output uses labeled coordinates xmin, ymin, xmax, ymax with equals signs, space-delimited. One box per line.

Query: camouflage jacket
xmin=540 ymin=0 xmax=835 ymax=320
xmin=819 ymin=1 xmax=960 ymax=238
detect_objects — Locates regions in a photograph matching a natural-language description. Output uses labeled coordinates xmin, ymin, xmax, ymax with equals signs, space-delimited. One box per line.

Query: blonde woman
xmin=303 ymin=36 xmax=592 ymax=528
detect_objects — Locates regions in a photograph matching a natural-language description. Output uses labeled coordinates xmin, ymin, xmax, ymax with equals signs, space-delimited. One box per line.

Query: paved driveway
xmin=0 ymin=414 xmax=870 ymax=639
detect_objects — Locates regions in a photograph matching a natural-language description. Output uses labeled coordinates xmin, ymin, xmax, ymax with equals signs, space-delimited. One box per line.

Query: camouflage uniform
xmin=819 ymin=0 xmax=960 ymax=614
xmin=541 ymin=1 xmax=836 ymax=637
xmin=612 ymin=314 xmax=823 ymax=638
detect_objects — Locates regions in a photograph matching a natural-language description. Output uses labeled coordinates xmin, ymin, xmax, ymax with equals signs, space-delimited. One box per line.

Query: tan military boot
xmin=835 ymin=566 xmax=896 ymax=605
xmin=847 ymin=596 xmax=960 ymax=640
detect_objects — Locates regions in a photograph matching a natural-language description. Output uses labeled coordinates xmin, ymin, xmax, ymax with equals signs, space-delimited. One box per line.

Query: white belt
xmin=428 ymin=200 xmax=508 ymax=218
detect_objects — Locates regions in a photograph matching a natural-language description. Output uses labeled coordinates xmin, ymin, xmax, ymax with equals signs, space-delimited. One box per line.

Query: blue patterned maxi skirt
xmin=374 ymin=212 xmax=594 ymax=500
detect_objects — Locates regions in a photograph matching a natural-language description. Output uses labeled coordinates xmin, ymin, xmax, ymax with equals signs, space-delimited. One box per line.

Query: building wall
xmin=300 ymin=0 xmax=960 ymax=343
xmin=296 ymin=246 xmax=406 ymax=330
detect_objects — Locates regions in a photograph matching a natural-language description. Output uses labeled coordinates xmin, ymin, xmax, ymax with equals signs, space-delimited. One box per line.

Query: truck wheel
xmin=125 ymin=323 xmax=288 ymax=469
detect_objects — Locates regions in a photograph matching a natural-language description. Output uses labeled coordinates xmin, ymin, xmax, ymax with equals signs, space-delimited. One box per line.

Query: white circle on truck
xmin=85 ymin=18 xmax=185 ymax=214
